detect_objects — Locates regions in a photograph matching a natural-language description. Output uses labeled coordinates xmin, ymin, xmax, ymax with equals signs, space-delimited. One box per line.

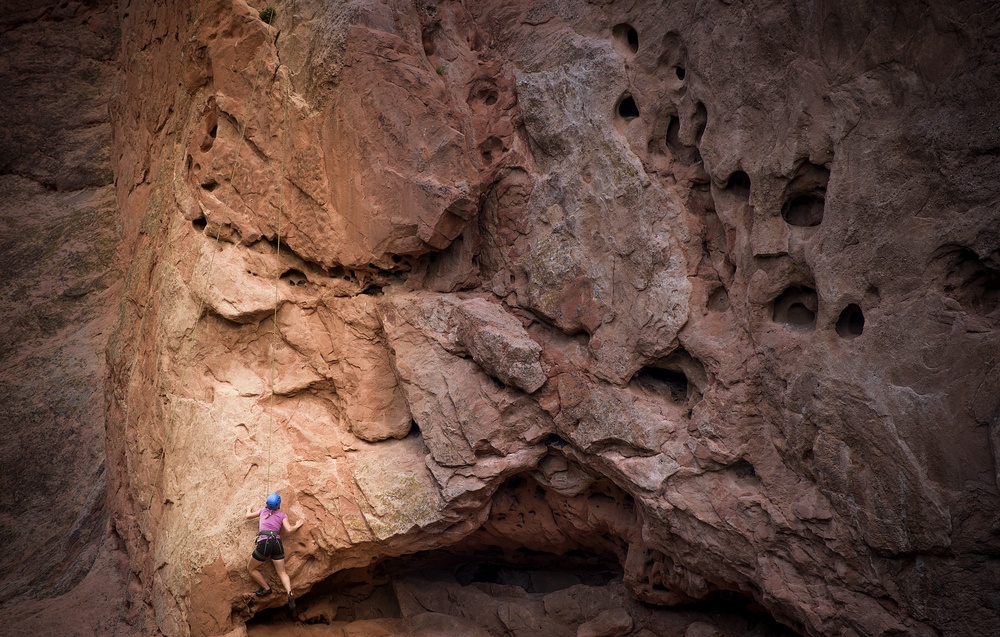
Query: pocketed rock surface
xmin=6 ymin=0 xmax=1000 ymax=636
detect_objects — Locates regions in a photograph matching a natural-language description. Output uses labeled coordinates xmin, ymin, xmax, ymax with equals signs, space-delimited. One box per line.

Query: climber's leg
xmin=272 ymin=558 xmax=292 ymax=594
xmin=247 ymin=556 xmax=269 ymax=591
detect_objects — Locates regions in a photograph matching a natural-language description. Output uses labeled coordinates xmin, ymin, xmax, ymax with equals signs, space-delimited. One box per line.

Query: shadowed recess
xmin=708 ymin=286 xmax=730 ymax=311
xmin=666 ymin=114 xmax=702 ymax=164
xmin=244 ymin=472 xmax=799 ymax=636
xmin=772 ymin=286 xmax=818 ymax=330
xmin=280 ymin=269 xmax=307 ymax=286
xmin=836 ymin=304 xmax=864 ymax=338
xmin=781 ymin=162 xmax=829 ymax=227
xmin=781 ymin=194 xmax=824 ymax=227
xmin=617 ymin=95 xmax=640 ymax=119
xmin=612 ymin=23 xmax=639 ymax=54
xmin=725 ymin=170 xmax=751 ymax=199
xmin=634 ymin=366 xmax=688 ymax=402
xmin=936 ymin=245 xmax=1000 ymax=316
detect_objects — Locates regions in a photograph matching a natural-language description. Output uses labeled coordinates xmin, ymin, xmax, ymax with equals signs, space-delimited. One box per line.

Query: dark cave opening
xmin=937 ymin=246 xmax=1000 ymax=316
xmin=666 ymin=115 xmax=682 ymax=149
xmin=781 ymin=193 xmax=824 ymax=227
xmin=618 ymin=95 xmax=640 ymax=119
xmin=279 ymin=268 xmax=307 ymax=286
xmin=725 ymin=170 xmax=751 ymax=199
xmin=635 ymin=366 xmax=689 ymax=402
xmin=666 ymin=115 xmax=702 ymax=164
xmin=835 ymin=303 xmax=865 ymax=338
xmin=613 ymin=23 xmax=639 ymax=54
xmin=772 ymin=286 xmax=818 ymax=330
xmin=781 ymin=162 xmax=829 ymax=227
xmin=708 ymin=286 xmax=730 ymax=311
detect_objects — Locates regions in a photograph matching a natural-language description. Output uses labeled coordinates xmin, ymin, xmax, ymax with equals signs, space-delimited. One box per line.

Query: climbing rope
xmin=266 ymin=72 xmax=291 ymax=495
xmin=110 ymin=26 xmax=271 ymax=637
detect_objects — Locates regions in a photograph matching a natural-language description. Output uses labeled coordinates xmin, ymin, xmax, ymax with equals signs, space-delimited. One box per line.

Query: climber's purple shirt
xmin=258 ymin=508 xmax=287 ymax=537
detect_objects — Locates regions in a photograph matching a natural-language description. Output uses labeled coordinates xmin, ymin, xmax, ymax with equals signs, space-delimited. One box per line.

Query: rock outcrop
xmin=3 ymin=0 xmax=1000 ymax=636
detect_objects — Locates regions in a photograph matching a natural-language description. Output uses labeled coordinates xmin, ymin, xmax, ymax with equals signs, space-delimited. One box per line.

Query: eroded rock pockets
xmin=605 ymin=22 xmax=865 ymax=350
xmin=605 ymin=16 xmax=874 ymax=354
xmin=104 ymin=3 xmax=1000 ymax=637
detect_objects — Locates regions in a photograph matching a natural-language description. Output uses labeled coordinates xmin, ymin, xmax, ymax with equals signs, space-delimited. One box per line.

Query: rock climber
xmin=245 ymin=492 xmax=304 ymax=610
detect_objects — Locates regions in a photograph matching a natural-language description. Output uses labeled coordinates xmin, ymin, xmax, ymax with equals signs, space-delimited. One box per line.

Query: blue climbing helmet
xmin=265 ymin=493 xmax=281 ymax=510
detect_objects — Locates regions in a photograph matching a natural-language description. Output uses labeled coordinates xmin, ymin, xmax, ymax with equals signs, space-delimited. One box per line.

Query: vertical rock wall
xmin=0 ymin=2 xmax=123 ymax=633
xmin=104 ymin=1 xmax=1000 ymax=636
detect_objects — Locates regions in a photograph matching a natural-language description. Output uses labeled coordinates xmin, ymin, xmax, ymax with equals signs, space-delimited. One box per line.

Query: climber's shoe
xmin=255 ymin=588 xmax=272 ymax=597
xmin=287 ymin=592 xmax=296 ymax=611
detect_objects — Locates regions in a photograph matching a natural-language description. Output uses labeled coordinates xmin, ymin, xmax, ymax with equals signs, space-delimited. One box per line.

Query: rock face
xmin=0 ymin=2 xmax=127 ymax=635
xmin=5 ymin=0 xmax=1000 ymax=636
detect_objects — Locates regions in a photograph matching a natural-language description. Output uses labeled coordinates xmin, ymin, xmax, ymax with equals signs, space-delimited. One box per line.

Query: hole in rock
xmin=467 ymin=80 xmax=500 ymax=110
xmin=676 ymin=66 xmax=686 ymax=80
xmin=200 ymin=121 xmax=218 ymax=152
xmin=730 ymin=460 xmax=757 ymax=480
xmin=186 ymin=154 xmax=193 ymax=170
xmin=280 ymin=269 xmax=307 ymax=286
xmin=201 ymin=180 xmax=219 ymax=192
xmin=666 ymin=115 xmax=681 ymax=148
xmin=632 ymin=349 xmax=706 ymax=408
xmin=781 ymin=194 xmax=824 ymax=227
xmin=612 ymin=23 xmax=639 ymax=54
xmin=708 ymin=286 xmax=730 ymax=311
xmin=694 ymin=102 xmax=707 ymax=143
xmin=391 ymin=254 xmax=403 ymax=263
xmin=725 ymin=170 xmax=751 ymax=199
xmin=836 ymin=304 xmax=865 ymax=338
xmin=666 ymin=115 xmax=701 ymax=164
xmin=192 ymin=216 xmax=207 ymax=231
xmin=544 ymin=433 xmax=570 ymax=448
xmin=772 ymin=286 xmax=818 ymax=330
xmin=782 ymin=162 xmax=829 ymax=227
xmin=635 ymin=366 xmax=688 ymax=402
xmin=479 ymin=136 xmax=504 ymax=166
xmin=617 ymin=95 xmax=640 ymax=119
xmin=362 ymin=284 xmax=384 ymax=296
xmin=936 ymin=246 xmax=1000 ymax=316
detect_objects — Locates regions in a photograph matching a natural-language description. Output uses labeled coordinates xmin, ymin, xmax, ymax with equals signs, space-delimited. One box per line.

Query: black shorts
xmin=252 ymin=536 xmax=284 ymax=561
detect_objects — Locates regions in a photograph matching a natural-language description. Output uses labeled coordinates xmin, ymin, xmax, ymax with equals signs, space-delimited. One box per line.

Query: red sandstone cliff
xmin=3 ymin=1 xmax=1000 ymax=636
